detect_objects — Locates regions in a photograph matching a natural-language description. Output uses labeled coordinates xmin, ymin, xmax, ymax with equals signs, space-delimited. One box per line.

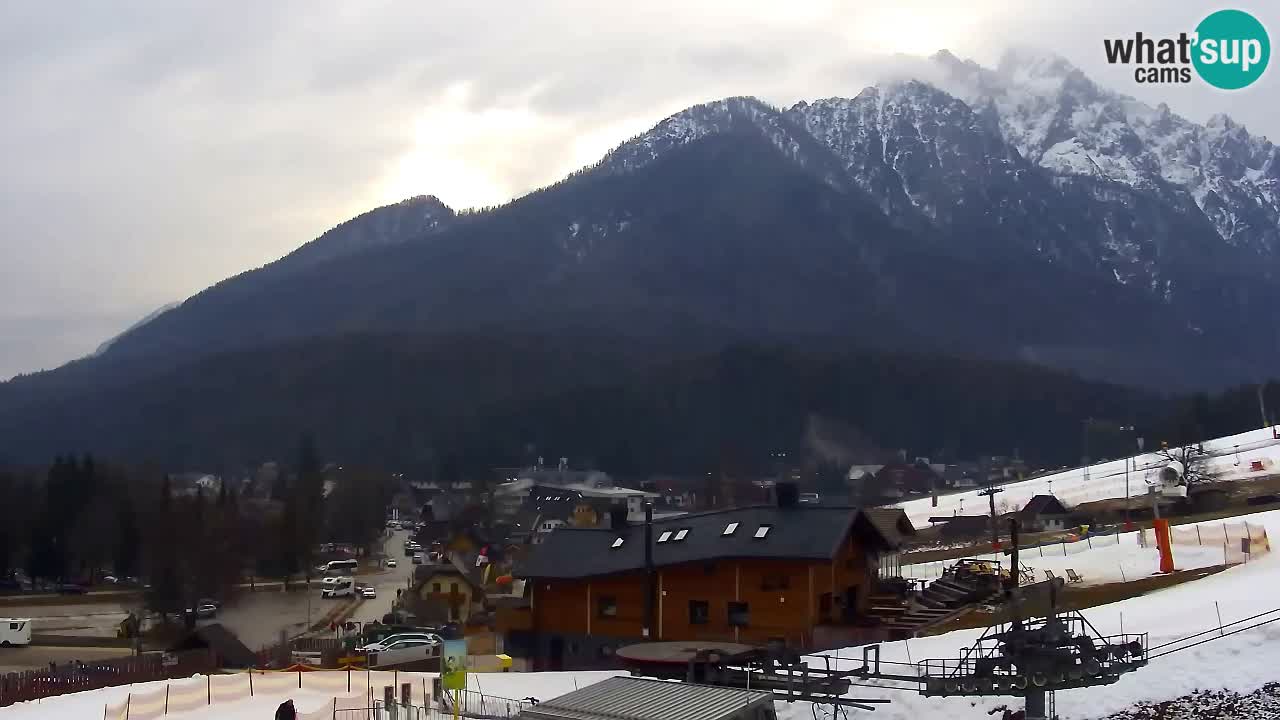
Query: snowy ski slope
xmin=898 ymin=426 xmax=1280 ymax=527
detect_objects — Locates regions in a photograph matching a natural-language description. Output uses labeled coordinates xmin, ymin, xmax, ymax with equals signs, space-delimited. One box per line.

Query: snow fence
xmin=1139 ymin=518 xmax=1271 ymax=564
xmin=903 ymin=520 xmax=1271 ymax=583
xmin=102 ymin=670 xmax=437 ymax=720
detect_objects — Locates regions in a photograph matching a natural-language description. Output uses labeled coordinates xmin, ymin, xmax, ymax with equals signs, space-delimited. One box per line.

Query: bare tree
xmin=1154 ymin=442 xmax=1213 ymax=488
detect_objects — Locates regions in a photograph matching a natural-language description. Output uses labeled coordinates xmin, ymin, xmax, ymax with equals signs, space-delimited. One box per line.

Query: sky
xmin=1 ymin=1 xmax=1277 ymax=380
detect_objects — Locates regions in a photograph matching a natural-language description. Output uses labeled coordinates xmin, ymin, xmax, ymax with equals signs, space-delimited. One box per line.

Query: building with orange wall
xmin=500 ymin=491 xmax=914 ymax=670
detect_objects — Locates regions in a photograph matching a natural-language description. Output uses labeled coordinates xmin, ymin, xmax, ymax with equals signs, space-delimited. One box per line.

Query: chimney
xmin=608 ymin=505 xmax=629 ymax=530
xmin=776 ymin=482 xmax=800 ymax=508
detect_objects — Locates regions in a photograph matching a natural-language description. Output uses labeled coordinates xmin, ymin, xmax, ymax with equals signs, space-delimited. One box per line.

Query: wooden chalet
xmin=499 ymin=487 xmax=915 ymax=669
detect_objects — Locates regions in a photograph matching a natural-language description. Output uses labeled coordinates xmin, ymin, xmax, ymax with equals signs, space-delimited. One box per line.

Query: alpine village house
xmin=499 ymin=484 xmax=916 ymax=670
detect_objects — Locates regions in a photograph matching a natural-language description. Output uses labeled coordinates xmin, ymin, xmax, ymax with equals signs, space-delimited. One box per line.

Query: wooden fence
xmin=0 ymin=649 xmax=215 ymax=707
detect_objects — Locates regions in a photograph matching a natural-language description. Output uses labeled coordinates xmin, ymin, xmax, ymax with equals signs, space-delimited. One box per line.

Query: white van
xmin=0 ymin=618 xmax=32 ymax=647
xmin=323 ymin=559 xmax=359 ymax=575
xmin=321 ymin=577 xmax=356 ymax=599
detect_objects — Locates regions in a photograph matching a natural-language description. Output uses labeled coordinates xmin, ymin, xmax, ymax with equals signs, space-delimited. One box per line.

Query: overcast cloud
xmin=1 ymin=1 xmax=1275 ymax=379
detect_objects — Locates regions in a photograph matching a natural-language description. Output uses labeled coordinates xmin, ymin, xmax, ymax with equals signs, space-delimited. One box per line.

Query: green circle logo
xmin=1193 ymin=9 xmax=1270 ymax=89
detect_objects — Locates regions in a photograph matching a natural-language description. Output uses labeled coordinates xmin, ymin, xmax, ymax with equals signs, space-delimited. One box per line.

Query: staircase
xmin=865 ymin=566 xmax=1003 ymax=639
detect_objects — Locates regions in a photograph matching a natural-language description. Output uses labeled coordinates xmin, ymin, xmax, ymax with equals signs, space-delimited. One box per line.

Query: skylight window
xmin=754 ymin=525 xmax=772 ymax=539
xmin=722 ymin=522 xmax=739 ymax=536
xmin=657 ymin=531 xmax=672 ymax=543
xmin=611 ymin=537 xmax=625 ymax=549
xmin=674 ymin=529 xmax=689 ymax=541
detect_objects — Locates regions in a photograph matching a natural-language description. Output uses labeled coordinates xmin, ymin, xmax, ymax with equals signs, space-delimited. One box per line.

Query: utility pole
xmin=1081 ymin=418 xmax=1093 ymax=483
xmin=978 ymin=481 xmax=1004 ymax=548
xmin=641 ymin=501 xmax=655 ymax=640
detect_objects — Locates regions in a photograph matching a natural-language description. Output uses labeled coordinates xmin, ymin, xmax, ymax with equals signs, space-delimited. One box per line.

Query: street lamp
xmin=1119 ymin=426 xmax=1142 ymax=530
xmin=1082 ymin=418 xmax=1093 ymax=483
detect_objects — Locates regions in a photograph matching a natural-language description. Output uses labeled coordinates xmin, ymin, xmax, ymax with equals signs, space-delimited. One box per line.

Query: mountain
xmin=281 ymin=195 xmax=454 ymax=268
xmin=3 ymin=48 xmax=1279 ymax=466
xmin=0 ymin=332 xmax=1169 ymax=472
xmin=91 ymin=302 xmax=180 ymax=357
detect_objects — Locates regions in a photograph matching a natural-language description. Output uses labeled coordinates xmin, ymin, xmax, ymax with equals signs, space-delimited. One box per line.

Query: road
xmin=215 ymin=530 xmax=415 ymax=648
xmin=350 ymin=530 xmax=416 ymax=626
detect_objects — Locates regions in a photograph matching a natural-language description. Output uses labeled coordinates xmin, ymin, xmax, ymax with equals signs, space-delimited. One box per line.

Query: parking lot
xmin=0 ymin=601 xmax=136 ymax=639
xmin=0 ymin=530 xmax=415 ymax=658
xmin=0 ymin=645 xmax=132 ymax=675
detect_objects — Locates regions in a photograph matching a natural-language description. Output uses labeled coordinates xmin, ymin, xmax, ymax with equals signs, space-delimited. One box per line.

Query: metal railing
xmin=916 ymin=617 xmax=1148 ymax=696
xmin=334 ymin=691 xmax=536 ymax=720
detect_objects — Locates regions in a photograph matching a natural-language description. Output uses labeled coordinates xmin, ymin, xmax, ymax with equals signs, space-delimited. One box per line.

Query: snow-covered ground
xmin=902 ymin=530 xmax=1239 ymax=585
xmin=9 ymin=510 xmax=1280 ymax=720
xmin=0 ymin=668 xmax=625 ymax=720
xmin=899 ymin=426 xmax=1280 ymax=527
xmin=800 ymin=507 xmax=1280 ymax=719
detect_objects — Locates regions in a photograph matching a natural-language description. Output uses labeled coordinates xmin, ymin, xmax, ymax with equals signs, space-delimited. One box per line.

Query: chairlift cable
xmin=1148 ymin=614 xmax=1280 ymax=661
xmin=1145 ymin=606 xmax=1280 ymax=652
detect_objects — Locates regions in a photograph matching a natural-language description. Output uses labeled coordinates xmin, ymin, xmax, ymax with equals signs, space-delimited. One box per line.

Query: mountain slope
xmin=5 ymin=51 xmax=1280 ymax=466
xmin=91 ymin=302 xmax=180 ymax=357
xmin=0 ymin=332 xmax=1167 ymax=471
xmin=282 ymin=195 xmax=454 ymax=267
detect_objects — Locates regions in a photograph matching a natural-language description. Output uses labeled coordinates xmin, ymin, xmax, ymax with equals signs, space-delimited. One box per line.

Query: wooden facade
xmin=504 ymin=506 xmax=909 ymax=669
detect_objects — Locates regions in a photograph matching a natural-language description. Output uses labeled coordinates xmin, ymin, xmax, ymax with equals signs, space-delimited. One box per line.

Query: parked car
xmin=57 ymin=583 xmax=88 ymax=595
xmin=361 ymin=587 xmax=376 ymax=599
xmin=358 ymin=633 xmax=441 ymax=652
xmin=386 ymin=559 xmax=397 ymax=568
xmin=194 ymin=603 xmax=218 ymax=619
xmin=197 ymin=597 xmax=222 ymax=610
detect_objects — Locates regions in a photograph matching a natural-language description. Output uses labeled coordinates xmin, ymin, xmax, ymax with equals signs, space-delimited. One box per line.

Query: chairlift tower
xmin=855 ymin=520 xmax=1149 ymax=720
xmin=978 ymin=481 xmax=1004 ymax=547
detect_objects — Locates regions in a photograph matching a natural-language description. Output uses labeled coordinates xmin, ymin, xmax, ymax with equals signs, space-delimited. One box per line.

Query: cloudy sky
xmin=1 ymin=1 xmax=1275 ymax=379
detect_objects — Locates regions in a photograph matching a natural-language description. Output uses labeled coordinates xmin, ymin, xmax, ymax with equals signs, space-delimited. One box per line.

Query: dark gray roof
xmin=520 ymin=676 xmax=773 ymax=720
xmin=517 ymin=505 xmax=902 ymax=579
xmin=1021 ymin=494 xmax=1069 ymax=516
xmin=860 ymin=508 xmax=916 ymax=547
xmin=169 ymin=623 xmax=256 ymax=668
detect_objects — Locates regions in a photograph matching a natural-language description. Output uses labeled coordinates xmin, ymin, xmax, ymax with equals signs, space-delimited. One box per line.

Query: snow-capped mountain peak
xmin=925 ymin=50 xmax=1280 ymax=258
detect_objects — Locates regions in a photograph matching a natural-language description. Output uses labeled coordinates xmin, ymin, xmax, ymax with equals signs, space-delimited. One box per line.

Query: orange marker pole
xmin=1154 ymin=519 xmax=1175 ymax=573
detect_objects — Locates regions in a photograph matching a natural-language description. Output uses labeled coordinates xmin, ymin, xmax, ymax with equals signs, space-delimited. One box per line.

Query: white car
xmin=358 ymin=633 xmax=441 ymax=652
xmin=386 ymin=559 xmax=397 ymax=568
xmin=361 ymin=586 xmax=376 ymax=599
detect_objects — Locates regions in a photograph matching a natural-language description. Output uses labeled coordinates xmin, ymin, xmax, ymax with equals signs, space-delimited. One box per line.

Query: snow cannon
xmin=1149 ymin=461 xmax=1188 ymax=498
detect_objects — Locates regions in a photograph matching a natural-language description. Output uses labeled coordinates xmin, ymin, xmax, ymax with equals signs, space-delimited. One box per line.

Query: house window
xmin=722 ymin=522 xmax=739 ymax=536
xmin=657 ymin=531 xmax=672 ymax=543
xmin=689 ymin=600 xmax=710 ymax=625
xmin=754 ymin=525 xmax=771 ymax=539
xmin=432 ymin=583 xmax=441 ymax=593
xmin=451 ymin=582 xmax=459 ymax=593
xmin=597 ymin=596 xmax=618 ymax=618
xmin=728 ymin=602 xmax=750 ymax=627
xmin=761 ymin=574 xmax=790 ymax=591
xmin=674 ymin=529 xmax=689 ymax=541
